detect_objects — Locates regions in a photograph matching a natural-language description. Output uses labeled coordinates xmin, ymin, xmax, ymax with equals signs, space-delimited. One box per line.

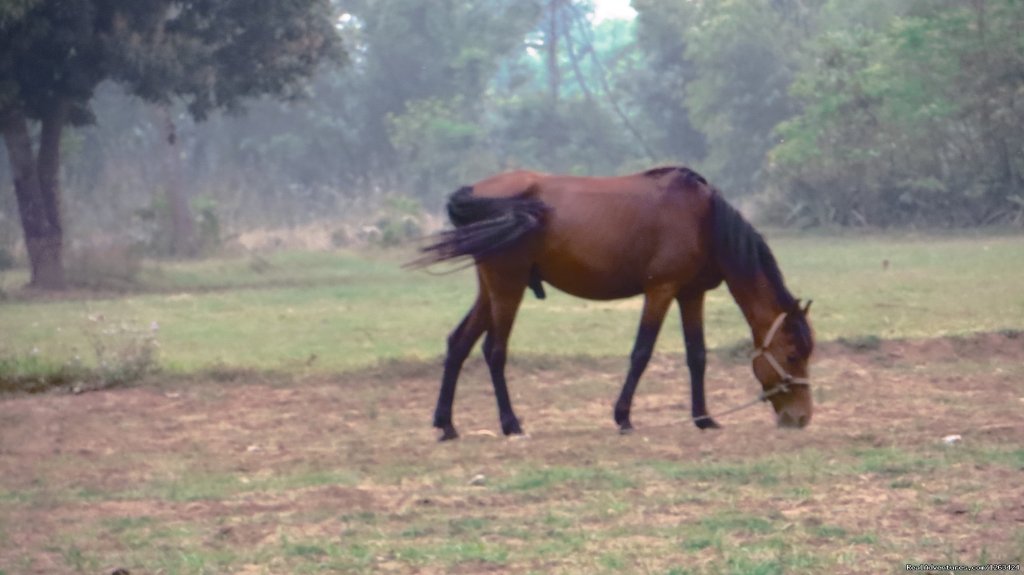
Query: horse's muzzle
xmin=776 ymin=411 xmax=810 ymax=429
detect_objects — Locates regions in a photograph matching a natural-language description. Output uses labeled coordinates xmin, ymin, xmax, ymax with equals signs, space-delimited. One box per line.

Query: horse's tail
xmin=409 ymin=186 xmax=549 ymax=269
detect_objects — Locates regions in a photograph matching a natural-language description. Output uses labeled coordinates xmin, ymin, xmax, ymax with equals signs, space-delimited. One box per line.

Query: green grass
xmin=1 ymin=234 xmax=1023 ymax=377
xmin=648 ymin=458 xmax=792 ymax=486
xmin=499 ymin=465 xmax=636 ymax=492
xmin=3 ymin=439 xmax=1022 ymax=573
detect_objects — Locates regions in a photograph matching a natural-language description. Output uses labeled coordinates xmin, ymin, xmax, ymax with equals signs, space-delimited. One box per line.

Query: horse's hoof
xmin=618 ymin=420 xmax=634 ymax=434
xmin=695 ymin=417 xmax=721 ymax=430
xmin=437 ymin=426 xmax=459 ymax=441
xmin=501 ymin=417 xmax=523 ymax=436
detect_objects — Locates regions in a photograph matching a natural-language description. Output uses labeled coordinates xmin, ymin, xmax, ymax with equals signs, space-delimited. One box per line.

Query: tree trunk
xmin=156 ymin=105 xmax=195 ymax=257
xmin=542 ymin=0 xmax=563 ymax=166
xmin=2 ymin=106 xmax=66 ymax=289
xmin=546 ymin=0 xmax=561 ymax=107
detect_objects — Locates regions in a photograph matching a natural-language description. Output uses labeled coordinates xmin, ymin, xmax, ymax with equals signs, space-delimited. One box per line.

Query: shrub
xmin=0 ymin=316 xmax=160 ymax=394
xmin=357 ymin=195 xmax=427 ymax=247
xmin=0 ymin=245 xmax=15 ymax=272
xmin=65 ymin=241 xmax=145 ymax=290
xmin=193 ymin=195 xmax=222 ymax=255
xmin=375 ymin=214 xmax=423 ymax=247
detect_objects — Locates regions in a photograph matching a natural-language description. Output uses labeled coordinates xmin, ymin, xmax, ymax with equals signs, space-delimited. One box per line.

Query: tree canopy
xmin=2 ymin=0 xmax=1023 ymax=287
xmin=0 ymin=0 xmax=342 ymax=287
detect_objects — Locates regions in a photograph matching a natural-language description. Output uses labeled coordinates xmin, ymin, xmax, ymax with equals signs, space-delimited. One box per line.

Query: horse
xmin=411 ymin=166 xmax=814 ymax=441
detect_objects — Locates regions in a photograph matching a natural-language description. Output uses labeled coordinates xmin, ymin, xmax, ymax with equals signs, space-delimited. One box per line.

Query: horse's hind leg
xmin=614 ymin=284 xmax=677 ymax=433
xmin=434 ymin=288 xmax=490 ymax=441
xmin=480 ymin=266 xmax=529 ymax=436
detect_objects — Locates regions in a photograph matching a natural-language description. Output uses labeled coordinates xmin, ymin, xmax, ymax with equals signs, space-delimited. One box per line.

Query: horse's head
xmin=752 ymin=300 xmax=814 ymax=428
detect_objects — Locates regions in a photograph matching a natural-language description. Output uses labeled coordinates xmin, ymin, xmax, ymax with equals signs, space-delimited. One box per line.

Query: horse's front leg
xmin=613 ymin=285 xmax=676 ymax=433
xmin=679 ymin=292 xmax=720 ymax=429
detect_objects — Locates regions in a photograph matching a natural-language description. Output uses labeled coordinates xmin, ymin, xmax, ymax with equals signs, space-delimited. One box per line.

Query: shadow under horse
xmin=411 ymin=166 xmax=814 ymax=441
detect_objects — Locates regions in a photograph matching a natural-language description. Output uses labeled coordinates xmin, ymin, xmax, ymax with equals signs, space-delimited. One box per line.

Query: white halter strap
xmin=752 ymin=312 xmax=810 ymax=389
xmin=691 ymin=312 xmax=810 ymax=424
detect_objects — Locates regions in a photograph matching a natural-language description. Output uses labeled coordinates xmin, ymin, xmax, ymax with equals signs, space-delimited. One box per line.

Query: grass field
xmin=2 ymin=233 xmax=1023 ymax=374
xmin=1 ymin=233 xmax=1023 ymax=574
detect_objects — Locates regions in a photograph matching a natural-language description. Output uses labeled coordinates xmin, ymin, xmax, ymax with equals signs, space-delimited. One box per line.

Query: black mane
xmin=710 ymin=191 xmax=813 ymax=356
xmin=643 ymin=165 xmax=708 ymax=187
xmin=642 ymin=166 xmax=679 ymax=178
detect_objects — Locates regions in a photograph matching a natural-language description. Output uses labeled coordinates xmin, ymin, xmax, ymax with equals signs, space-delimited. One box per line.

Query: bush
xmin=193 ymin=195 xmax=222 ymax=255
xmin=65 ymin=241 xmax=145 ymax=290
xmin=84 ymin=316 xmax=160 ymax=386
xmin=359 ymin=195 xmax=426 ymax=247
xmin=375 ymin=214 xmax=423 ymax=247
xmin=0 ymin=316 xmax=160 ymax=394
xmin=131 ymin=194 xmax=222 ymax=257
xmin=0 ymin=246 xmax=15 ymax=272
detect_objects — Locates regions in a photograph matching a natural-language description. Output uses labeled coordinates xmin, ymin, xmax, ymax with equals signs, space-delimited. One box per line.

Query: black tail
xmin=410 ymin=186 xmax=549 ymax=269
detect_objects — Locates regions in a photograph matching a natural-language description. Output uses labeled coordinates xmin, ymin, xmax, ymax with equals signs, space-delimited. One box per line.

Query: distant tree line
xmin=2 ymin=0 xmax=1022 ymax=288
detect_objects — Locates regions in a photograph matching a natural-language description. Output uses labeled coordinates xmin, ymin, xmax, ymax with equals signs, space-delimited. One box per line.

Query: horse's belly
xmin=543 ymin=270 xmax=643 ymax=300
xmin=536 ymin=251 xmax=649 ymax=300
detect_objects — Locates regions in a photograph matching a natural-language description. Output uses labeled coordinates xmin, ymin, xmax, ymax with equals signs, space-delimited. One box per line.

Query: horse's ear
xmin=802 ymin=299 xmax=813 ymax=315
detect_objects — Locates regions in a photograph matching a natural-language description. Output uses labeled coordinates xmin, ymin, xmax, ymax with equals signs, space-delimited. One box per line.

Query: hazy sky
xmin=593 ymin=0 xmax=637 ymax=22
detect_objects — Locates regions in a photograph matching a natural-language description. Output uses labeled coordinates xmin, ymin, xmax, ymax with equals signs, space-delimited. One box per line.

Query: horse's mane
xmin=642 ymin=166 xmax=680 ymax=178
xmin=710 ymin=190 xmax=814 ymax=356
xmin=643 ymin=165 xmax=708 ymax=187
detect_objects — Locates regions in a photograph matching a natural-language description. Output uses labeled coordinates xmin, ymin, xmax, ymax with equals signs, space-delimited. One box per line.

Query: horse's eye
xmin=787 ymin=354 xmax=799 ymax=364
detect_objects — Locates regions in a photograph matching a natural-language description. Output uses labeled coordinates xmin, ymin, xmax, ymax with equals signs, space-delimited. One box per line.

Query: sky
xmin=592 ymin=0 xmax=637 ymax=22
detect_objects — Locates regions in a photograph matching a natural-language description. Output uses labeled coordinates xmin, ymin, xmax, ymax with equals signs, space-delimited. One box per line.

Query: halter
xmin=691 ymin=311 xmax=810 ymax=424
xmin=751 ymin=312 xmax=810 ymax=396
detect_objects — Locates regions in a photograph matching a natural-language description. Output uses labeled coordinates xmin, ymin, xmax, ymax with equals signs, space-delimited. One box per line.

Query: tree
xmin=681 ymin=0 xmax=813 ymax=195
xmin=0 ymin=0 xmax=342 ymax=288
xmin=337 ymin=0 xmax=540 ymax=199
xmin=769 ymin=0 xmax=1024 ymax=226
xmin=631 ymin=0 xmax=706 ymax=164
xmin=484 ymin=2 xmax=655 ymax=175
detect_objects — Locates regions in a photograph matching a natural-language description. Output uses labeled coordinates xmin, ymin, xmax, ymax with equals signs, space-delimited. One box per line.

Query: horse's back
xmin=468 ymin=168 xmax=717 ymax=300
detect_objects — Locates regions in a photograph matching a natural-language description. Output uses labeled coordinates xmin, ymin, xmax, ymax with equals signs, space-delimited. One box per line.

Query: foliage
xmin=0 ymin=315 xmax=159 ymax=393
xmin=3 ymin=0 xmax=1023 ymax=238
xmin=629 ymin=0 xmax=706 ymax=164
xmin=365 ymin=196 xmax=426 ymax=247
xmin=680 ymin=0 xmax=813 ymax=195
xmin=0 ymin=0 xmax=344 ymax=287
xmin=129 ymin=193 xmax=220 ymax=257
xmin=0 ymin=0 xmax=343 ymax=125
xmin=0 ymin=245 xmax=13 ymax=272
xmin=340 ymin=0 xmax=541 ymax=183
xmin=388 ymin=98 xmax=498 ymax=204
xmin=191 ymin=195 xmax=222 ymax=256
xmin=64 ymin=240 xmax=144 ymax=289
xmin=769 ymin=0 xmax=1024 ymax=226
xmin=487 ymin=91 xmax=639 ymax=175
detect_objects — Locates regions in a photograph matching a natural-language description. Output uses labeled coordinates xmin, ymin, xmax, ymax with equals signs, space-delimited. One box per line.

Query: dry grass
xmin=0 ymin=334 xmax=1021 ymax=574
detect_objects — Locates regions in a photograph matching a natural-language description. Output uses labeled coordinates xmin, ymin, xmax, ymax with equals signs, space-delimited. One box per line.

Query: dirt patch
xmin=1 ymin=332 xmax=1022 ymax=573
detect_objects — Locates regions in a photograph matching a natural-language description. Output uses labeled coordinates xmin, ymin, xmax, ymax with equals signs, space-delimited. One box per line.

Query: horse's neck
xmin=724 ymin=272 xmax=785 ymax=347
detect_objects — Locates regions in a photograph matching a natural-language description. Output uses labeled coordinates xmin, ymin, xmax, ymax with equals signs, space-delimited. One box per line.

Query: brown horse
xmin=413 ymin=166 xmax=814 ymax=441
